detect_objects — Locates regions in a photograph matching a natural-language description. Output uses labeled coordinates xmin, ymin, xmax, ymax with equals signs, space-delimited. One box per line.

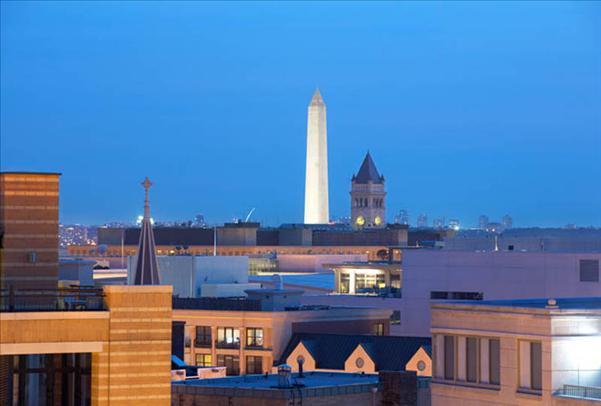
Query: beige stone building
xmin=0 ymin=285 xmax=173 ymax=405
xmin=173 ymin=295 xmax=392 ymax=376
xmin=430 ymin=297 xmax=601 ymax=405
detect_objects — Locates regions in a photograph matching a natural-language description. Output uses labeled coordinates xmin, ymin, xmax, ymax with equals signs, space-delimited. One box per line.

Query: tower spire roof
xmin=354 ymin=152 xmax=384 ymax=184
xmin=133 ymin=177 xmax=160 ymax=285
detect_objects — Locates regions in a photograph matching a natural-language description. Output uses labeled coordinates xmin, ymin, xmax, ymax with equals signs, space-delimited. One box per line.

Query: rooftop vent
xmin=277 ymin=364 xmax=292 ymax=388
xmin=272 ymin=274 xmax=284 ymax=290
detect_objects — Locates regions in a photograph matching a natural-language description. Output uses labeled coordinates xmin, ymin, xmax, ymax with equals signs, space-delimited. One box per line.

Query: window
xmin=246 ymin=328 xmax=264 ymax=347
xmin=195 ymin=354 xmax=212 ymax=367
xmin=531 ymin=342 xmax=542 ymax=391
xmin=519 ymin=340 xmax=542 ymax=392
xmin=489 ymin=339 xmax=500 ymax=385
xmin=217 ymin=327 xmax=240 ymax=348
xmin=195 ymin=326 xmax=211 ymax=347
xmin=390 ymin=310 xmax=401 ymax=325
xmin=580 ymin=259 xmax=599 ymax=282
xmin=466 ymin=337 xmax=478 ymax=382
xmin=444 ymin=336 xmax=455 ymax=380
xmin=340 ymin=273 xmax=350 ymax=294
xmin=246 ymin=356 xmax=263 ymax=374
xmin=374 ymin=323 xmax=384 ymax=336
xmin=431 ymin=291 xmax=483 ymax=300
xmin=355 ymin=272 xmax=385 ymax=292
xmin=355 ymin=357 xmax=365 ymax=368
xmin=217 ymin=355 xmax=240 ymax=376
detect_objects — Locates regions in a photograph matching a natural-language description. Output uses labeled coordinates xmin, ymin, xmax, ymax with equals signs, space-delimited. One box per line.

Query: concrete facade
xmin=127 ymin=255 xmax=259 ymax=297
xmin=304 ymin=89 xmax=329 ymax=224
xmin=300 ymin=251 xmax=601 ymax=337
xmin=174 ymin=306 xmax=391 ymax=375
xmin=430 ymin=298 xmax=601 ymax=405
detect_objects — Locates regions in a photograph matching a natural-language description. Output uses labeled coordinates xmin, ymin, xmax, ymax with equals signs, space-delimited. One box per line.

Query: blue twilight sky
xmin=1 ymin=2 xmax=600 ymax=227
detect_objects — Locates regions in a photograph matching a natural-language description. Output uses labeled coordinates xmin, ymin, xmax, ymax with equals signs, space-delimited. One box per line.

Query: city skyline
xmin=1 ymin=2 xmax=600 ymax=227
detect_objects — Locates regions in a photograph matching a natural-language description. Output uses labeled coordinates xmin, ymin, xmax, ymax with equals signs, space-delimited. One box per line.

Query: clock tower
xmin=351 ymin=152 xmax=386 ymax=229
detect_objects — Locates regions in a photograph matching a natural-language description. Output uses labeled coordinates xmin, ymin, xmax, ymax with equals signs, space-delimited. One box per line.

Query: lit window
xmin=196 ymin=354 xmax=212 ymax=367
xmin=246 ymin=328 xmax=264 ymax=347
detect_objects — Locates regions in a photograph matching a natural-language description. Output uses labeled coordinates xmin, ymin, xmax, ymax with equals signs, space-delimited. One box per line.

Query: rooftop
xmin=433 ymin=297 xmax=601 ymax=313
xmin=0 ymin=171 xmax=62 ymax=175
xmin=172 ymin=296 xmax=358 ymax=312
xmin=178 ymin=371 xmax=378 ymax=390
xmin=280 ymin=333 xmax=430 ymax=370
xmin=0 ymin=287 xmax=106 ymax=312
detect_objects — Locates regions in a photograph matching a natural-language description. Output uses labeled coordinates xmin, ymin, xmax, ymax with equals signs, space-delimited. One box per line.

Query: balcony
xmin=0 ymin=287 xmax=106 ymax=312
xmin=245 ymin=344 xmax=271 ymax=351
xmin=215 ymin=340 xmax=240 ymax=349
xmin=194 ymin=340 xmax=212 ymax=349
xmin=555 ymin=384 xmax=601 ymax=402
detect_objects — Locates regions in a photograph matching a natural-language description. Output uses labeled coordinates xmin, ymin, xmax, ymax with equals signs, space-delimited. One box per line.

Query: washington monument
xmin=304 ymin=88 xmax=329 ymax=224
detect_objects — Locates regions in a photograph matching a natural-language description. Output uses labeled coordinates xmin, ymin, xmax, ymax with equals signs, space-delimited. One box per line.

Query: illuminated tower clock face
xmin=356 ymin=216 xmax=365 ymax=226
xmin=374 ymin=216 xmax=382 ymax=226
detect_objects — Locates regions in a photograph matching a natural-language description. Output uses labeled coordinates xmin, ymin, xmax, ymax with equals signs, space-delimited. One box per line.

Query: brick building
xmin=0 ymin=172 xmax=61 ymax=290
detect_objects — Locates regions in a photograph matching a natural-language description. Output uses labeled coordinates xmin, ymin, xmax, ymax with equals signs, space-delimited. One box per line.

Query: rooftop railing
xmin=555 ymin=384 xmax=601 ymax=401
xmin=0 ymin=286 xmax=106 ymax=312
xmin=173 ymin=297 xmax=261 ymax=311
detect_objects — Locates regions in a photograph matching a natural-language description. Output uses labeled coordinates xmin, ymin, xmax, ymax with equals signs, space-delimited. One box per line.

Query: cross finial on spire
xmin=142 ymin=177 xmax=152 ymax=220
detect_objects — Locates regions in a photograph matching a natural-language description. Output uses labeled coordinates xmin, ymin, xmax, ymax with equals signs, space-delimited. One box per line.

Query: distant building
xmin=432 ymin=217 xmax=445 ymax=229
xmin=59 ymin=258 xmax=95 ymax=286
xmin=478 ymin=214 xmax=489 ymax=230
xmin=431 ymin=297 xmax=601 ymax=405
xmin=444 ymin=228 xmax=601 ymax=252
xmin=127 ymin=255 xmax=260 ymax=297
xmin=351 ymin=152 xmax=386 ymax=229
xmin=416 ymin=213 xmax=428 ymax=228
xmin=193 ymin=214 xmax=207 ymax=227
xmin=395 ymin=209 xmax=410 ymax=225
xmin=74 ymin=223 xmax=410 ymax=261
xmin=502 ymin=214 xmax=513 ymax=229
xmin=448 ymin=219 xmax=460 ymax=231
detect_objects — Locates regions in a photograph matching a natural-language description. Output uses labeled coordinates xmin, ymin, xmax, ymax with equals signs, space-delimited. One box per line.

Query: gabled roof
xmin=280 ymin=333 xmax=430 ymax=371
xmin=353 ymin=152 xmax=384 ymax=184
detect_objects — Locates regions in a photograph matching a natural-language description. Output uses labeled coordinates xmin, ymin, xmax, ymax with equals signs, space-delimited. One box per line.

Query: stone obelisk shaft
xmin=304 ymin=89 xmax=329 ymax=224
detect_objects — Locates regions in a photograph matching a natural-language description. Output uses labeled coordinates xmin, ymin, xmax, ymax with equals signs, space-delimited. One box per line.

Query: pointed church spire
xmin=133 ymin=177 xmax=160 ymax=285
xmin=354 ymin=152 xmax=384 ymax=184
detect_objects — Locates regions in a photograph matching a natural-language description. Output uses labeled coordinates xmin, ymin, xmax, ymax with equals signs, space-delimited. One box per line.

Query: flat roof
xmin=177 ymin=371 xmax=378 ymax=389
xmin=434 ymin=297 xmax=601 ymax=312
xmin=0 ymin=171 xmax=62 ymax=175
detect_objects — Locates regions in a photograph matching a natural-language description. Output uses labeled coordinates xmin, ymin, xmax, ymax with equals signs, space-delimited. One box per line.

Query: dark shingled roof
xmin=280 ymin=333 xmax=430 ymax=371
xmin=353 ymin=152 xmax=384 ymax=184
